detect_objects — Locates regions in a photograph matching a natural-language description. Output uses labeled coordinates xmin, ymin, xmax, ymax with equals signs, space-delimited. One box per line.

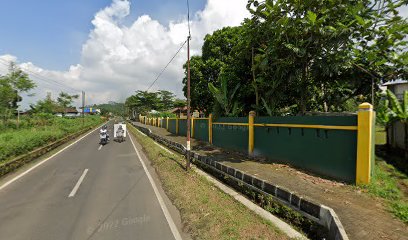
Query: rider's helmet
xmin=103 ymin=125 xmax=107 ymax=130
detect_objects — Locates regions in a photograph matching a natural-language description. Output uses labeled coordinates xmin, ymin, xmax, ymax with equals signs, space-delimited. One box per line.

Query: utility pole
xmin=82 ymin=91 xmax=85 ymax=125
xmin=186 ymin=35 xmax=192 ymax=170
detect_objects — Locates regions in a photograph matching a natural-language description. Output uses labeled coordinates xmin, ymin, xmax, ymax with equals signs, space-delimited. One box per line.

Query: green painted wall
xmin=152 ymin=115 xmax=359 ymax=183
xmin=254 ymin=116 xmax=358 ymax=182
xmin=194 ymin=119 xmax=209 ymax=142
xmin=213 ymin=117 xmax=248 ymax=152
xmin=179 ymin=119 xmax=187 ymax=136
xmin=168 ymin=119 xmax=177 ymax=134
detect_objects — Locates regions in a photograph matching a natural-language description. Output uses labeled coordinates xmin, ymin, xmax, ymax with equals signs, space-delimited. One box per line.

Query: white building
xmin=382 ymin=80 xmax=407 ymax=150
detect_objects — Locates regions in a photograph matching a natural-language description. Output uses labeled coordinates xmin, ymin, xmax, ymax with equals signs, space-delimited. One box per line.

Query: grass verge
xmin=372 ymin=126 xmax=408 ymax=223
xmin=0 ymin=116 xmax=104 ymax=163
xmin=365 ymin=158 xmax=408 ymax=224
xmin=128 ymin=124 xmax=289 ymax=240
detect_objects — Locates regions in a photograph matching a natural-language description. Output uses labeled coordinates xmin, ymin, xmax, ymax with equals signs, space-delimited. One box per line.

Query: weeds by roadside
xmin=0 ymin=115 xmax=103 ymax=163
xmin=365 ymin=159 xmax=408 ymax=223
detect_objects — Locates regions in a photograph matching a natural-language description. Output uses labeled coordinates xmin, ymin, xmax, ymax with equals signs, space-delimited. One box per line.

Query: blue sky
xmin=0 ymin=0 xmax=206 ymax=71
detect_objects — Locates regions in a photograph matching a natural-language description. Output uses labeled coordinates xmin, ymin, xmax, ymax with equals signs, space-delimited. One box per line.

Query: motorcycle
xmin=99 ymin=130 xmax=109 ymax=145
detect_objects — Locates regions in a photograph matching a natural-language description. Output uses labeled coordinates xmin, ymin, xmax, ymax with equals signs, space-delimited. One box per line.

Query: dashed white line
xmin=98 ymin=145 xmax=103 ymax=151
xmin=68 ymin=169 xmax=89 ymax=198
xmin=128 ymin=131 xmax=182 ymax=240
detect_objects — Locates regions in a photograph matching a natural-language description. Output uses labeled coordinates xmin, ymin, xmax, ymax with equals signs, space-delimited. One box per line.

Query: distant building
xmin=383 ymin=79 xmax=408 ymax=100
xmin=54 ymin=108 xmax=79 ymax=118
xmin=170 ymin=107 xmax=188 ymax=118
xmin=382 ymin=79 xmax=407 ymax=150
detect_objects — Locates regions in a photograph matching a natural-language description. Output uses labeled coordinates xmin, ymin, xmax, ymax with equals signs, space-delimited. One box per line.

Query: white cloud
xmin=0 ymin=0 xmax=249 ymax=109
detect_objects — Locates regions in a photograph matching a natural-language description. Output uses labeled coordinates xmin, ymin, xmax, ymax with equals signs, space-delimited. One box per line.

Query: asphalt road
xmin=0 ymin=122 xmax=187 ymax=240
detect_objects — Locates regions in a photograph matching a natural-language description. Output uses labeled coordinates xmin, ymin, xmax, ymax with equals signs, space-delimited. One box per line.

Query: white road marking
xmin=98 ymin=145 xmax=103 ymax=151
xmin=134 ymin=128 xmax=174 ymax=155
xmin=128 ymin=131 xmax=182 ymax=240
xmin=0 ymin=124 xmax=104 ymax=192
xmin=68 ymin=169 xmax=89 ymax=198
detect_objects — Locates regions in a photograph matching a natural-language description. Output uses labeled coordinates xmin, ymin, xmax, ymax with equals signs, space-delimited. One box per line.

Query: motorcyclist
xmin=116 ymin=125 xmax=124 ymax=142
xmin=100 ymin=125 xmax=110 ymax=142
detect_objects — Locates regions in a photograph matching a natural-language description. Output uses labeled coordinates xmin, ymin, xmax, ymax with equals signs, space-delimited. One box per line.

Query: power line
xmin=145 ymin=39 xmax=188 ymax=91
xmin=0 ymin=58 xmax=80 ymax=93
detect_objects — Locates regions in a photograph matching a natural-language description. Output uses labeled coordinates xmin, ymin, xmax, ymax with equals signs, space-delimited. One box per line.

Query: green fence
xmin=193 ymin=119 xmax=209 ymax=142
xmin=254 ymin=116 xmax=358 ymax=182
xmin=139 ymin=104 xmax=375 ymax=184
xmin=168 ymin=119 xmax=177 ymax=134
xmin=179 ymin=119 xmax=187 ymax=136
xmin=213 ymin=117 xmax=248 ymax=152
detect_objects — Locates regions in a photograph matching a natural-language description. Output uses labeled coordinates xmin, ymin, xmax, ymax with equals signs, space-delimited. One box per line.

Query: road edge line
xmin=128 ymin=131 xmax=183 ymax=240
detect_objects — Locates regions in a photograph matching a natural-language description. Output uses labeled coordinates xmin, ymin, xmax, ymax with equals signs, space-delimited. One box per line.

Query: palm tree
xmin=386 ymin=89 xmax=408 ymax=159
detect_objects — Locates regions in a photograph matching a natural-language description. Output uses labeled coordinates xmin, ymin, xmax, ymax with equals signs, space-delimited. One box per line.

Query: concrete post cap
xmin=249 ymin=111 xmax=256 ymax=116
xmin=359 ymin=102 xmax=373 ymax=110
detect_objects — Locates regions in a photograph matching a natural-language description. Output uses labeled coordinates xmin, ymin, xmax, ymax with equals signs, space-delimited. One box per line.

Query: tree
xmin=246 ymin=0 xmax=408 ymax=113
xmin=125 ymin=90 xmax=181 ymax=115
xmin=157 ymin=90 xmax=176 ymax=111
xmin=387 ymin=89 xmax=408 ymax=159
xmin=57 ymin=92 xmax=79 ymax=115
xmin=183 ymin=27 xmax=247 ymax=115
xmin=0 ymin=62 xmax=36 ymax=122
xmin=208 ymin=70 xmax=242 ymax=117
xmin=30 ymin=93 xmax=60 ymax=114
xmin=173 ymin=98 xmax=186 ymax=108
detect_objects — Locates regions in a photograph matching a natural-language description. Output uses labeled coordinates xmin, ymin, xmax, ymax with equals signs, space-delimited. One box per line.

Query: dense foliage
xmin=0 ymin=63 xmax=36 ymax=122
xmin=30 ymin=92 xmax=79 ymax=114
xmin=183 ymin=0 xmax=408 ymax=116
xmin=125 ymin=90 xmax=186 ymax=115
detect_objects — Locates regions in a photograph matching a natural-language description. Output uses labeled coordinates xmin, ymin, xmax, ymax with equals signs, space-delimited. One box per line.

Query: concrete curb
xmin=130 ymin=122 xmax=349 ymax=240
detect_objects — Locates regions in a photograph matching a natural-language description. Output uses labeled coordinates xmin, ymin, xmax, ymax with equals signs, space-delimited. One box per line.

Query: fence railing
xmin=138 ymin=103 xmax=375 ymax=184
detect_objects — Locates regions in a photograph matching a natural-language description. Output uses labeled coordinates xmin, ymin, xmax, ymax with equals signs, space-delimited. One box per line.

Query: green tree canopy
xmin=0 ymin=62 xmax=36 ymax=121
xmin=183 ymin=0 xmax=408 ymax=117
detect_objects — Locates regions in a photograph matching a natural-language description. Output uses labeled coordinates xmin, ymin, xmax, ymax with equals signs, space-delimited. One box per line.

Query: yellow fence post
xmin=209 ymin=114 xmax=213 ymax=144
xmin=158 ymin=117 xmax=161 ymax=128
xmin=176 ymin=118 xmax=179 ymax=135
xmin=167 ymin=117 xmax=169 ymax=130
xmin=248 ymin=111 xmax=256 ymax=155
xmin=356 ymin=103 xmax=375 ymax=185
xmin=191 ymin=117 xmax=195 ymax=138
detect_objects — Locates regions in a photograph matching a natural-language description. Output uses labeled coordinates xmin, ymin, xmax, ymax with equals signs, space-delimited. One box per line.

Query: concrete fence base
xmin=130 ymin=122 xmax=349 ymax=240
